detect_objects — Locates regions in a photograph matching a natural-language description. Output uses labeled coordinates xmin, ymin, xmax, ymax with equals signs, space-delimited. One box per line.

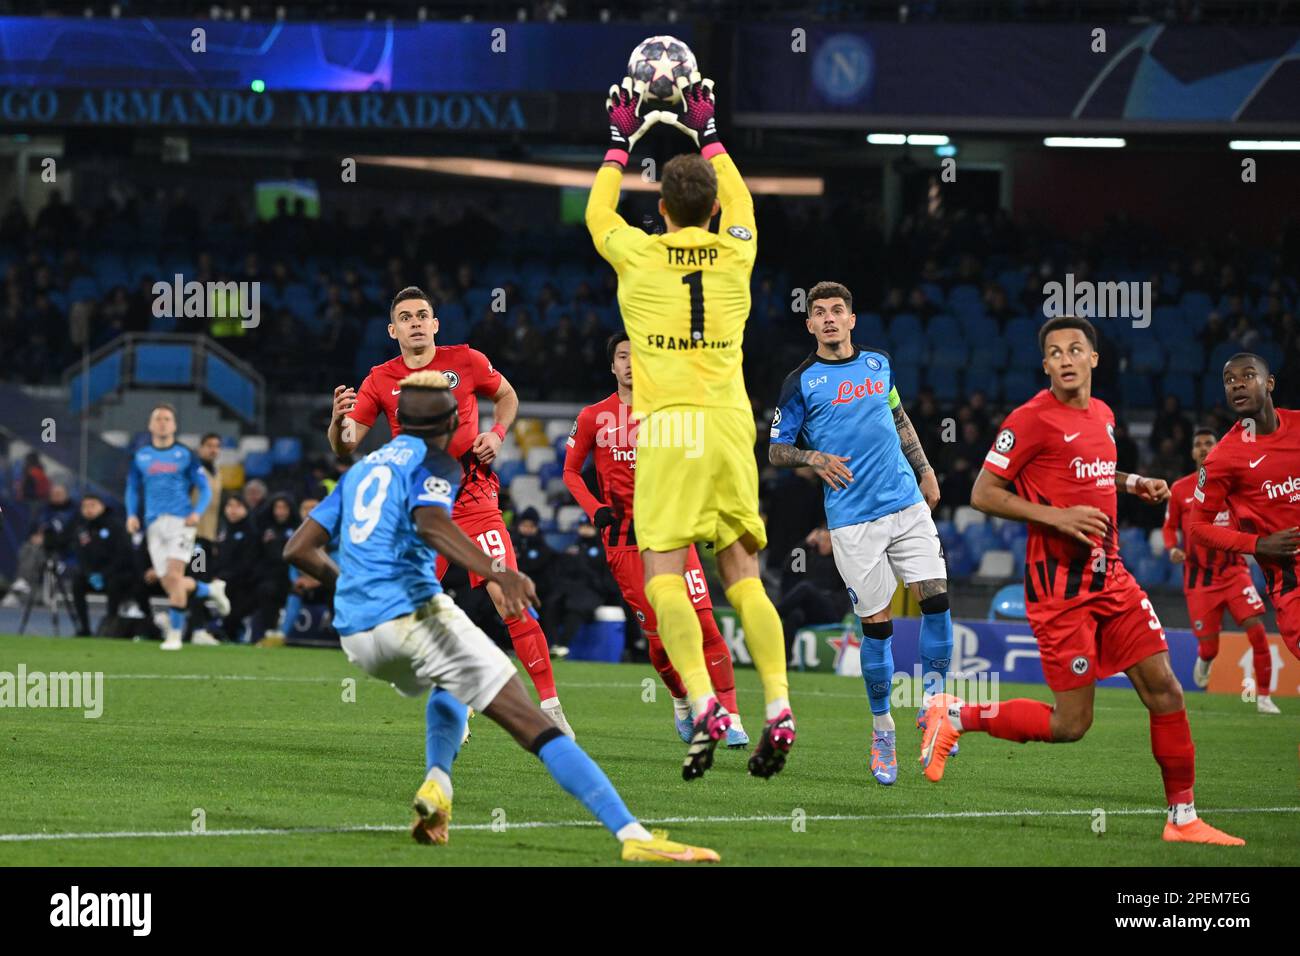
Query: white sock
xmin=672 ymin=696 xmax=692 ymax=719
xmin=765 ymin=697 xmax=790 ymax=721
xmin=872 ymin=712 xmax=896 ymax=732
xmin=1168 ymin=802 xmax=1198 ymax=826
xmin=616 ymin=822 xmax=653 ymax=843
xmin=424 ymin=766 xmax=453 ymax=800
xmin=946 ymin=704 xmax=964 ymax=732
xmin=691 ymin=694 xmax=717 ymax=716
xmin=539 ymin=696 xmax=560 ymax=709
xmin=1258 ymin=694 xmax=1272 ymax=703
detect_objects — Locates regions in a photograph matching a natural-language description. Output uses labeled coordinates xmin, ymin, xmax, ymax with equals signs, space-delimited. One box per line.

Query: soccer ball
xmin=627 ymin=35 xmax=697 ymax=105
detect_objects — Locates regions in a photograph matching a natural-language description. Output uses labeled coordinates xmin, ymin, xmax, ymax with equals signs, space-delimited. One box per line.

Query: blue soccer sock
xmin=536 ymin=735 xmax=636 ymax=837
xmin=859 ymin=619 xmax=895 ymax=719
xmin=919 ymin=595 xmax=954 ymax=702
xmin=282 ymin=594 xmax=302 ymax=634
xmin=425 ymin=688 xmax=468 ymax=776
xmin=168 ymin=607 xmax=186 ymax=631
xmin=194 ymin=581 xmax=211 ymax=598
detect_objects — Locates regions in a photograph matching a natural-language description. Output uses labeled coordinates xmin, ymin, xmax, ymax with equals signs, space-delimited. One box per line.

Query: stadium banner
xmin=716 ymin=610 xmax=1292 ymax=696
xmin=0 ymin=88 xmax=555 ymax=132
xmin=0 ymin=17 xmax=692 ymax=132
xmin=0 ymin=18 xmax=689 ymax=93
xmin=732 ymin=24 xmax=1300 ymax=130
xmin=1206 ymin=630 xmax=1298 ymax=698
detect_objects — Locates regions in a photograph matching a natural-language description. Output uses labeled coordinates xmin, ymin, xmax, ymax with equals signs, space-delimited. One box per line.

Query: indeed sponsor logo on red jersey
xmin=830 ymin=377 xmax=887 ymax=405
xmin=1070 ymin=456 xmax=1116 ymax=485
xmin=1263 ymin=475 xmax=1300 ymax=501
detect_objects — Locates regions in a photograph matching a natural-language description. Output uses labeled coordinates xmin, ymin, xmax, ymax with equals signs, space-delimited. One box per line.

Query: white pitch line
xmin=2 ymin=806 xmax=1295 ymax=843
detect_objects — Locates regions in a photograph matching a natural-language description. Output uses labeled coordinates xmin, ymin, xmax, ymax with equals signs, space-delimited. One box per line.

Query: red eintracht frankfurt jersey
xmin=982 ymin=389 xmax=1127 ymax=604
xmin=1194 ymin=407 xmax=1300 ymax=601
xmin=563 ymin=392 xmax=640 ymax=552
xmin=1163 ymin=471 xmax=1247 ymax=589
xmin=349 ymin=344 xmax=504 ymax=514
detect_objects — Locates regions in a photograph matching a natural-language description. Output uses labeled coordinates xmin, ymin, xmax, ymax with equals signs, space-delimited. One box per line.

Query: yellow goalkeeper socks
xmin=645 ymin=574 xmax=712 ymax=710
xmin=725 ymin=576 xmax=789 ymax=715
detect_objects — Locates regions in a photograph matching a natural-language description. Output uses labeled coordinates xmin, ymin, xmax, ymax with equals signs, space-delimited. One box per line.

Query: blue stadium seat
xmin=855 ymin=312 xmax=885 ymax=345
xmin=1120 ymin=373 xmax=1155 ymax=407
xmin=964 ymin=367 xmax=1000 ymax=400
xmin=1002 ymin=370 xmax=1039 ymax=404
xmin=887 ymin=313 xmax=923 ymax=344
xmin=961 ymin=315 xmax=999 ymax=342
xmin=997 ymin=269 xmax=1027 ymax=302
xmin=1162 ymin=373 xmax=1197 ymax=410
xmin=1165 ymin=339 xmax=1204 ymax=376
xmin=927 ymin=314 xmax=963 ymax=344
xmin=537 ymin=461 xmax=564 ymax=484
xmin=244 ymin=451 xmax=273 ymax=479
xmin=919 ymin=282 xmax=946 ymax=307
xmin=1207 ymin=342 xmax=1240 ymax=373
xmin=271 ymin=437 xmax=303 ymax=468
xmin=929 ymin=341 xmax=968 ymax=371
xmin=891 ymin=339 xmax=928 ymax=367
xmin=1129 ymin=341 xmax=1166 ymax=374
xmin=495 ymin=460 xmax=526 ymax=486
xmin=968 ymin=339 xmax=1009 ymax=370
xmin=947 ymin=284 xmax=982 ymax=314
xmin=929 ymin=369 xmax=962 ymax=402
xmin=1256 ymin=341 xmax=1283 ymax=374
xmin=1179 ymin=290 xmax=1213 ymax=327
xmin=892 ymin=363 xmax=921 ymax=399
xmin=1201 ymin=374 xmax=1226 ymax=410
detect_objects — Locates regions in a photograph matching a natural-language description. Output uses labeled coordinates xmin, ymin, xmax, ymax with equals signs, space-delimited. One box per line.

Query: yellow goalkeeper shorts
xmin=633 ymin=405 xmax=767 ymax=554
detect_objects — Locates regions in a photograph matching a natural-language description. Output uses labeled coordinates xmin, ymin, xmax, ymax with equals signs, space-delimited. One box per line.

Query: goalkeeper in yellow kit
xmin=586 ymin=73 xmax=794 ymax=781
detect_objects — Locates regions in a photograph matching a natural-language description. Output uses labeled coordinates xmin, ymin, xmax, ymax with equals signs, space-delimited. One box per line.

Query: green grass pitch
xmin=1 ymin=633 xmax=1296 ymax=866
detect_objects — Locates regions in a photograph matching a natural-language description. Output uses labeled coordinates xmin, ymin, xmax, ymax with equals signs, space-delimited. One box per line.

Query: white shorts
xmin=340 ymin=593 xmax=517 ymax=710
xmin=830 ymin=500 xmax=947 ymax=618
xmin=146 ymin=514 xmax=198 ymax=578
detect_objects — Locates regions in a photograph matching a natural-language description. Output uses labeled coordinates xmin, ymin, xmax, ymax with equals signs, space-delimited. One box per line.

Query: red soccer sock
xmin=699 ymin=611 xmax=739 ymax=715
xmin=505 ymin=613 xmax=557 ymax=701
xmin=1149 ymin=709 xmax=1196 ymax=806
xmin=1197 ymin=636 xmax=1219 ymax=661
xmin=1245 ymin=622 xmax=1272 ymax=693
xmin=646 ymin=633 xmax=688 ymax=699
xmin=959 ymin=699 xmax=1053 ymax=742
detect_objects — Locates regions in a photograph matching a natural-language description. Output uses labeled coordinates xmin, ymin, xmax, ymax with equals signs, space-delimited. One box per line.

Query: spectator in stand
xmin=188 ymin=433 xmax=224 ymax=641
xmin=777 ymin=527 xmax=851 ymax=659
xmin=509 ymin=506 xmax=562 ymax=643
xmin=214 ymin=494 xmax=261 ymax=642
xmin=15 ymin=451 xmax=50 ymax=502
xmin=282 ymin=496 xmax=334 ymax=642
xmin=242 ymin=479 xmax=268 ymax=521
xmin=40 ymin=483 xmax=79 ymax=562
xmin=552 ymin=517 xmax=620 ymax=651
xmin=1149 ymin=394 xmax=1193 ymax=453
xmin=71 ymin=493 xmax=135 ymax=637
xmin=256 ymin=493 xmax=298 ymax=639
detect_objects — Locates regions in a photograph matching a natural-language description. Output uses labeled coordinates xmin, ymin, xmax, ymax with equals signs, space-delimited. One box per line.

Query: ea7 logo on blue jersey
xmin=807 ymin=374 xmax=827 ymax=389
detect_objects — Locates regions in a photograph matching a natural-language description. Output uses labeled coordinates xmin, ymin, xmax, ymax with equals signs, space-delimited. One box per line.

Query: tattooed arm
xmin=892 ymin=403 xmax=940 ymax=510
xmin=768 ymin=442 xmax=854 ymax=490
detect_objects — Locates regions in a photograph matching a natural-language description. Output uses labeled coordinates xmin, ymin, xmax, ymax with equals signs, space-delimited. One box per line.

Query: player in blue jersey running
xmin=283 ymin=370 xmax=718 ymax=862
xmin=125 ymin=403 xmax=230 ymax=650
xmin=768 ymin=281 xmax=955 ymax=786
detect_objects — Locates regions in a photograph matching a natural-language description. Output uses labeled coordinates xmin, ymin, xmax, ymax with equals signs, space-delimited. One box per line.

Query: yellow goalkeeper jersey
xmin=585 ymin=152 xmax=756 ymax=419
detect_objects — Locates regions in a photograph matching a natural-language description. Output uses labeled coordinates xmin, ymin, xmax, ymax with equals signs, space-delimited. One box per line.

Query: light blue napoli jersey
xmin=308 ymin=434 xmax=462 ymax=636
xmin=126 ymin=442 xmax=211 ymax=526
xmin=769 ymin=346 xmax=921 ymax=529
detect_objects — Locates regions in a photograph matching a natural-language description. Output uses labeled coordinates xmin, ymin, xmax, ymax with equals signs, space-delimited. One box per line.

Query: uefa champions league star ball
xmin=627 ymin=35 xmax=698 ymax=104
